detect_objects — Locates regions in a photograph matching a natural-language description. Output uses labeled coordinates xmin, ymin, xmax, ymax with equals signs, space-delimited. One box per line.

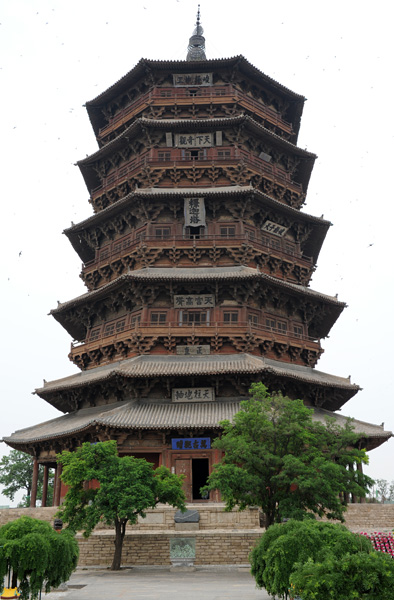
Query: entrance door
xmin=175 ymin=457 xmax=210 ymax=502
xmin=192 ymin=458 xmax=209 ymax=500
xmin=175 ymin=459 xmax=192 ymax=502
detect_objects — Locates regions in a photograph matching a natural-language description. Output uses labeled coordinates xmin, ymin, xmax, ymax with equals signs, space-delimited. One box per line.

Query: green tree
xmin=0 ymin=450 xmax=53 ymax=507
xmin=0 ymin=516 xmax=78 ymax=599
xmin=250 ymin=519 xmax=372 ymax=598
xmin=203 ymin=383 xmax=373 ymax=527
xmin=57 ymin=441 xmax=186 ymax=570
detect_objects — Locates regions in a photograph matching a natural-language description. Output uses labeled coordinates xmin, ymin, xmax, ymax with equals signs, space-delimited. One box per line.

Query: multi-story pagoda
xmin=4 ymin=11 xmax=390 ymax=507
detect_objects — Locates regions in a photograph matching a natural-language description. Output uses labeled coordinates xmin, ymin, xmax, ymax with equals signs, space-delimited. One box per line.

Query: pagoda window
xmin=277 ymin=320 xmax=287 ymax=333
xmin=115 ymin=319 xmax=126 ymax=333
xmin=270 ymin=238 xmax=281 ymax=251
xmin=131 ymin=312 xmax=141 ymax=327
xmin=223 ymin=311 xmax=239 ymax=324
xmin=248 ymin=313 xmax=259 ymax=327
xmin=217 ymin=150 xmax=231 ymax=158
xmin=293 ymin=324 xmax=304 ymax=338
xmin=89 ymin=327 xmax=101 ymax=341
xmin=180 ymin=310 xmax=210 ymax=326
xmin=150 ymin=312 xmax=167 ymax=325
xmin=220 ymin=226 xmax=236 ymax=238
xmin=104 ymin=323 xmax=115 ymax=337
xmin=104 ymin=318 xmax=126 ymax=337
xmin=215 ymin=88 xmax=226 ymax=96
xmin=113 ymin=235 xmax=132 ymax=254
xmin=284 ymin=241 xmax=296 ymax=255
xmin=160 ymin=90 xmax=172 ymax=97
xmin=182 ymin=149 xmax=207 ymax=161
xmin=245 ymin=228 xmax=255 ymax=240
xmin=185 ymin=226 xmax=205 ymax=239
xmin=154 ymin=227 xmax=171 ymax=239
xmin=158 ymin=151 xmax=171 ymax=161
xmin=265 ymin=317 xmax=288 ymax=333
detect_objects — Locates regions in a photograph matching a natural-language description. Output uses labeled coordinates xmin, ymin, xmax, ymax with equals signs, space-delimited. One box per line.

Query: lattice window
xmin=158 ymin=151 xmax=171 ymax=161
xmin=293 ymin=324 xmax=304 ymax=337
xmin=220 ymin=226 xmax=236 ymax=238
xmin=89 ymin=327 xmax=101 ymax=341
xmin=131 ymin=313 xmax=141 ymax=327
xmin=223 ymin=311 xmax=239 ymax=323
xmin=155 ymin=227 xmax=171 ymax=239
xmin=104 ymin=323 xmax=115 ymax=336
xmin=248 ymin=314 xmax=259 ymax=326
xmin=115 ymin=319 xmax=126 ymax=333
xmin=217 ymin=150 xmax=231 ymax=158
xmin=150 ymin=312 xmax=167 ymax=325
xmin=182 ymin=311 xmax=208 ymax=325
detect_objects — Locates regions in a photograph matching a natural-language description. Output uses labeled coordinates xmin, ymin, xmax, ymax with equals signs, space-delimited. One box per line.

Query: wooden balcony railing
xmin=90 ymin=151 xmax=302 ymax=199
xmin=70 ymin=321 xmax=320 ymax=353
xmin=98 ymin=85 xmax=294 ymax=139
xmin=82 ymin=234 xmax=313 ymax=272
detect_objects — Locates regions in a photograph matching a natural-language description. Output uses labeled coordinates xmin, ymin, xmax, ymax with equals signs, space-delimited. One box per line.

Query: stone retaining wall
xmin=1 ymin=504 xmax=393 ymax=567
xmin=77 ymin=530 xmax=261 ymax=567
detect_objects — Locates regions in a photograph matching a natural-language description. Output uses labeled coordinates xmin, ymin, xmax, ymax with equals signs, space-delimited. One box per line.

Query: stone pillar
xmin=41 ymin=465 xmax=49 ymax=507
xmin=53 ymin=463 xmax=62 ymax=507
xmin=30 ymin=459 xmax=39 ymax=508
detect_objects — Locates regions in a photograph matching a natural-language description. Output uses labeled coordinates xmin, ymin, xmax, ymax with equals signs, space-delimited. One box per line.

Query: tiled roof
xmin=64 ymin=185 xmax=330 ymax=267
xmin=3 ymin=398 xmax=390 ymax=449
xmin=86 ymin=56 xmax=305 ymax=109
xmin=35 ymin=353 xmax=358 ymax=397
xmin=77 ymin=114 xmax=315 ymax=167
xmin=51 ymin=266 xmax=343 ymax=315
xmin=64 ymin=185 xmax=331 ymax=234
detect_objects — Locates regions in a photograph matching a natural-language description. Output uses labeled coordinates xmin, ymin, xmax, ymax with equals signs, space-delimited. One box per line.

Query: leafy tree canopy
xmin=203 ymin=383 xmax=373 ymax=527
xmin=0 ymin=516 xmax=78 ymax=600
xmin=250 ymin=519 xmax=372 ymax=598
xmin=57 ymin=441 xmax=186 ymax=570
xmin=0 ymin=450 xmax=53 ymax=507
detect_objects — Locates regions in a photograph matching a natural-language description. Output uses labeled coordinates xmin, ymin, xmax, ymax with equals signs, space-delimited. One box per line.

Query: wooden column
xmin=30 ymin=459 xmax=39 ymax=508
xmin=357 ymin=462 xmax=366 ymax=503
xmin=41 ymin=465 xmax=49 ymax=507
xmin=53 ymin=463 xmax=62 ymax=507
xmin=349 ymin=463 xmax=356 ymax=503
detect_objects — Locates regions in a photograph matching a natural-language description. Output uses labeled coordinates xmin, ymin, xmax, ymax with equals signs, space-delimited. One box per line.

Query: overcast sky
xmin=1 ymin=0 xmax=393 ymax=505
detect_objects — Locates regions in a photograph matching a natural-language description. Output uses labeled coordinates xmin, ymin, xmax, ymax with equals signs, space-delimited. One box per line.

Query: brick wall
xmin=1 ymin=504 xmax=394 ymax=567
xmin=77 ymin=530 xmax=262 ymax=567
xmin=0 ymin=504 xmax=260 ymax=530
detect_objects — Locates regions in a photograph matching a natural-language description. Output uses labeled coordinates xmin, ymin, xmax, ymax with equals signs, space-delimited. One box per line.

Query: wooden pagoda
xmin=4 ymin=11 xmax=391 ymax=507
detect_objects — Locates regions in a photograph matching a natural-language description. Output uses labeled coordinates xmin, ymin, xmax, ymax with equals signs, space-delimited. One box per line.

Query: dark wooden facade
xmin=4 ymin=18 xmax=391 ymax=506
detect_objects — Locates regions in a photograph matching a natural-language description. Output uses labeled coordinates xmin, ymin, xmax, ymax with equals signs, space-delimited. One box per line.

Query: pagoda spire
xmin=186 ymin=5 xmax=206 ymax=61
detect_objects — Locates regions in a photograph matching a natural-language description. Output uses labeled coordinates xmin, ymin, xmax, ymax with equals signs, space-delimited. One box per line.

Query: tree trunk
xmin=111 ymin=518 xmax=127 ymax=570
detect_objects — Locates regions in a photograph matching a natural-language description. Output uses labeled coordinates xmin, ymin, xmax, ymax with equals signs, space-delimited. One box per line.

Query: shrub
xmin=290 ymin=550 xmax=394 ymax=600
xmin=250 ymin=519 xmax=372 ymax=599
xmin=0 ymin=516 xmax=79 ymax=599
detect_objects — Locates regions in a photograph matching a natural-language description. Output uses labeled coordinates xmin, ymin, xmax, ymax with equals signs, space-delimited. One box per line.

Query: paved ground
xmin=42 ymin=567 xmax=272 ymax=600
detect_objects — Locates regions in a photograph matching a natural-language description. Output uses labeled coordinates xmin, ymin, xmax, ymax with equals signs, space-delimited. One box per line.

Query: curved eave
xmin=85 ymin=56 xmax=305 ymax=138
xmin=4 ymin=401 xmax=390 ymax=455
xmin=64 ymin=185 xmax=331 ymax=264
xmin=51 ymin=266 xmax=344 ymax=340
xmin=77 ymin=115 xmax=316 ymax=194
xmin=32 ymin=354 xmax=359 ymax=413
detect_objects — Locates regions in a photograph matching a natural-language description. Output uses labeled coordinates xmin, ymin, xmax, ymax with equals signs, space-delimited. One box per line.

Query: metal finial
xmin=187 ymin=6 xmax=206 ymax=61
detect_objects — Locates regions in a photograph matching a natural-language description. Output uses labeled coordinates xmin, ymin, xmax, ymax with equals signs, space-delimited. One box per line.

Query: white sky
xmin=1 ymin=0 xmax=393 ymax=505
